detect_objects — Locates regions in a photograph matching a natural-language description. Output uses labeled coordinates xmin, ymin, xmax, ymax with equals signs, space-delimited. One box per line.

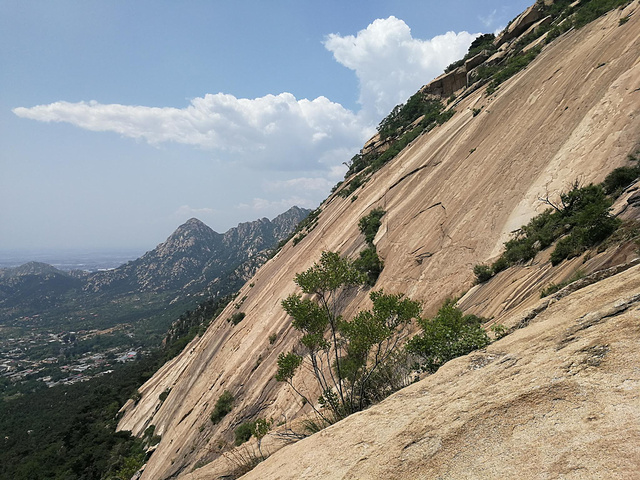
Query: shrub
xmin=234 ymin=421 xmax=256 ymax=446
xmin=268 ymin=333 xmax=277 ymax=345
xmin=210 ymin=391 xmax=234 ymax=424
xmin=473 ymin=264 xmax=493 ymax=283
xmin=354 ymin=246 xmax=384 ymax=286
xmin=602 ymin=165 xmax=640 ymax=196
xmin=540 ymin=269 xmax=586 ymax=297
xmin=277 ymin=253 xmax=420 ymax=421
xmin=406 ymin=301 xmax=490 ymax=373
xmin=159 ymin=388 xmax=171 ymax=402
xmin=491 ymin=256 xmax=508 ymax=274
xmin=229 ymin=312 xmax=246 ymax=325
xmin=358 ymin=208 xmax=386 ymax=245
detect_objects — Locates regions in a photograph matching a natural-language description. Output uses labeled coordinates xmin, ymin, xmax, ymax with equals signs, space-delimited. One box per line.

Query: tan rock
xmin=237 ymin=263 xmax=640 ymax=480
xmin=118 ymin=8 xmax=640 ymax=480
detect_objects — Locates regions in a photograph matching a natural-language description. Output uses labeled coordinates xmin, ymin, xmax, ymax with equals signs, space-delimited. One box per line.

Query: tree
xmin=276 ymin=251 xmax=421 ymax=423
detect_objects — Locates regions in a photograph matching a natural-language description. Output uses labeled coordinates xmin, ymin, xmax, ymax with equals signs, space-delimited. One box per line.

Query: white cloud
xmin=13 ymin=16 xmax=478 ymax=211
xmin=13 ymin=93 xmax=369 ymax=171
xmin=479 ymin=9 xmax=498 ymax=29
xmin=324 ymin=16 xmax=478 ymax=119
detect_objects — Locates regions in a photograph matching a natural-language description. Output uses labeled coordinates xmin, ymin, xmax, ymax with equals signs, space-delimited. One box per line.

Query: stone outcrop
xmin=118 ymin=3 xmax=640 ymax=479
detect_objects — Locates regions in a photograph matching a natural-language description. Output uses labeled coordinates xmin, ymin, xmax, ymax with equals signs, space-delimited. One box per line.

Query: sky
xmin=0 ymin=0 xmax=533 ymax=251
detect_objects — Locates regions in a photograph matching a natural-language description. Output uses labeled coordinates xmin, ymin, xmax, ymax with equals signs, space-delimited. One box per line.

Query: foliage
xmin=573 ymin=0 xmax=632 ymax=29
xmin=234 ymin=421 xmax=257 ymax=446
xmin=359 ymin=208 xmax=386 ymax=245
xmin=277 ymin=252 xmax=420 ymax=422
xmin=490 ymin=323 xmax=508 ymax=340
xmin=354 ymin=246 xmax=384 ymax=286
xmin=159 ymin=388 xmax=171 ymax=402
xmin=473 ymin=264 xmax=493 ymax=284
xmin=163 ymin=293 xmax=234 ymax=361
xmin=602 ymin=165 xmax=640 ymax=196
xmin=540 ymin=269 xmax=586 ymax=297
xmin=476 ymin=181 xmax=622 ymax=283
xmin=229 ymin=311 xmax=246 ymax=325
xmin=210 ymin=391 xmax=235 ymax=424
xmin=268 ymin=333 xmax=277 ymax=344
xmin=485 ymin=47 xmax=542 ymax=95
xmin=377 ymin=92 xmax=444 ymax=139
xmin=445 ymin=33 xmax=496 ymax=73
xmin=406 ymin=301 xmax=490 ymax=373
xmin=0 ymin=352 xmax=165 ymax=480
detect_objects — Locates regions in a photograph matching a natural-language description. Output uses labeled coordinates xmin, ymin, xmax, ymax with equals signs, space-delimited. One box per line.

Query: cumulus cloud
xmin=324 ymin=16 xmax=477 ymax=119
xmin=13 ymin=93 xmax=369 ymax=171
xmin=13 ymin=16 xmax=478 ymax=211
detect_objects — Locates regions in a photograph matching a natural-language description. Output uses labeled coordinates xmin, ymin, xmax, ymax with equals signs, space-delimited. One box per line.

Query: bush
xmin=210 ymin=391 xmax=234 ymax=424
xmin=234 ymin=421 xmax=257 ymax=446
xmin=229 ymin=312 xmax=246 ymax=325
xmin=602 ymin=166 xmax=640 ymax=196
xmin=406 ymin=301 xmax=490 ymax=373
xmin=277 ymin=253 xmax=421 ymax=421
xmin=358 ymin=208 xmax=386 ymax=245
xmin=473 ymin=264 xmax=493 ymax=283
xmin=159 ymin=388 xmax=171 ymax=402
xmin=354 ymin=246 xmax=384 ymax=286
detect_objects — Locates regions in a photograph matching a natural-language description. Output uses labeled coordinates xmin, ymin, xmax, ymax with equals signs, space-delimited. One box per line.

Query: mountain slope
xmin=117 ymin=3 xmax=640 ymax=479
xmin=0 ymin=207 xmax=309 ymax=336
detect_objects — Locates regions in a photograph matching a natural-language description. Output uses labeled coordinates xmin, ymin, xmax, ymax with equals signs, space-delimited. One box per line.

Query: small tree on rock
xmin=276 ymin=251 xmax=420 ymax=423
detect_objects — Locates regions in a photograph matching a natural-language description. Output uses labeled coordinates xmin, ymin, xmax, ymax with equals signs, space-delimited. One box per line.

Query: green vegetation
xmin=484 ymin=46 xmax=542 ymax=96
xmin=354 ymin=208 xmax=386 ymax=285
xmin=277 ymin=251 xmax=421 ymax=423
xmin=474 ymin=181 xmax=624 ymax=283
xmin=358 ymin=208 xmax=386 ymax=245
xmin=540 ymin=269 xmax=586 ymax=297
xmin=341 ymin=95 xmax=454 ymax=191
xmin=210 ymin=390 xmax=235 ymax=424
xmin=234 ymin=421 xmax=257 ymax=446
xmin=0 ymin=352 xmax=165 ymax=480
xmin=406 ymin=301 xmax=490 ymax=373
xmin=229 ymin=311 xmax=246 ymax=325
xmin=474 ymin=155 xmax=640 ymax=284
xmin=163 ymin=293 xmax=234 ymax=361
xmin=268 ymin=333 xmax=277 ymax=345
xmin=445 ymin=33 xmax=496 ymax=73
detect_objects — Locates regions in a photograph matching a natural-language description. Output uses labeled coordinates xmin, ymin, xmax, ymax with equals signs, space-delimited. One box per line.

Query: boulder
xmin=422 ymin=67 xmax=467 ymax=98
xmin=495 ymin=4 xmax=544 ymax=47
xmin=464 ymin=50 xmax=490 ymax=71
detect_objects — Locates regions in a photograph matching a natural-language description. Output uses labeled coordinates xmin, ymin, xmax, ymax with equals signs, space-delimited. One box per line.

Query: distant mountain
xmin=0 ymin=206 xmax=310 ymax=333
xmin=0 ymin=261 xmax=83 ymax=311
xmin=83 ymin=206 xmax=310 ymax=294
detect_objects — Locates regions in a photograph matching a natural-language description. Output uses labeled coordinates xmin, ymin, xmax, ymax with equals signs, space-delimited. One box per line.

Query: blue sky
xmin=1 ymin=0 xmax=532 ymax=251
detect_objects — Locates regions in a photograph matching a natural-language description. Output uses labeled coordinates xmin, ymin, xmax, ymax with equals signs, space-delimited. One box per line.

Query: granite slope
xmin=118 ymin=4 xmax=640 ymax=478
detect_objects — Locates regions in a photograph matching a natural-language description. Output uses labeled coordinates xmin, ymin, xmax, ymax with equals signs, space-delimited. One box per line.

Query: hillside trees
xmin=276 ymin=251 xmax=421 ymax=423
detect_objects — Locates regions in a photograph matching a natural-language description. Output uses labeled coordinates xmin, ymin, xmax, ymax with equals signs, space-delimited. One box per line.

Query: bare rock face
xmin=421 ymin=66 xmax=467 ymax=97
xmin=237 ymin=264 xmax=640 ymax=480
xmin=495 ymin=3 xmax=544 ymax=47
xmin=118 ymin=4 xmax=640 ymax=479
